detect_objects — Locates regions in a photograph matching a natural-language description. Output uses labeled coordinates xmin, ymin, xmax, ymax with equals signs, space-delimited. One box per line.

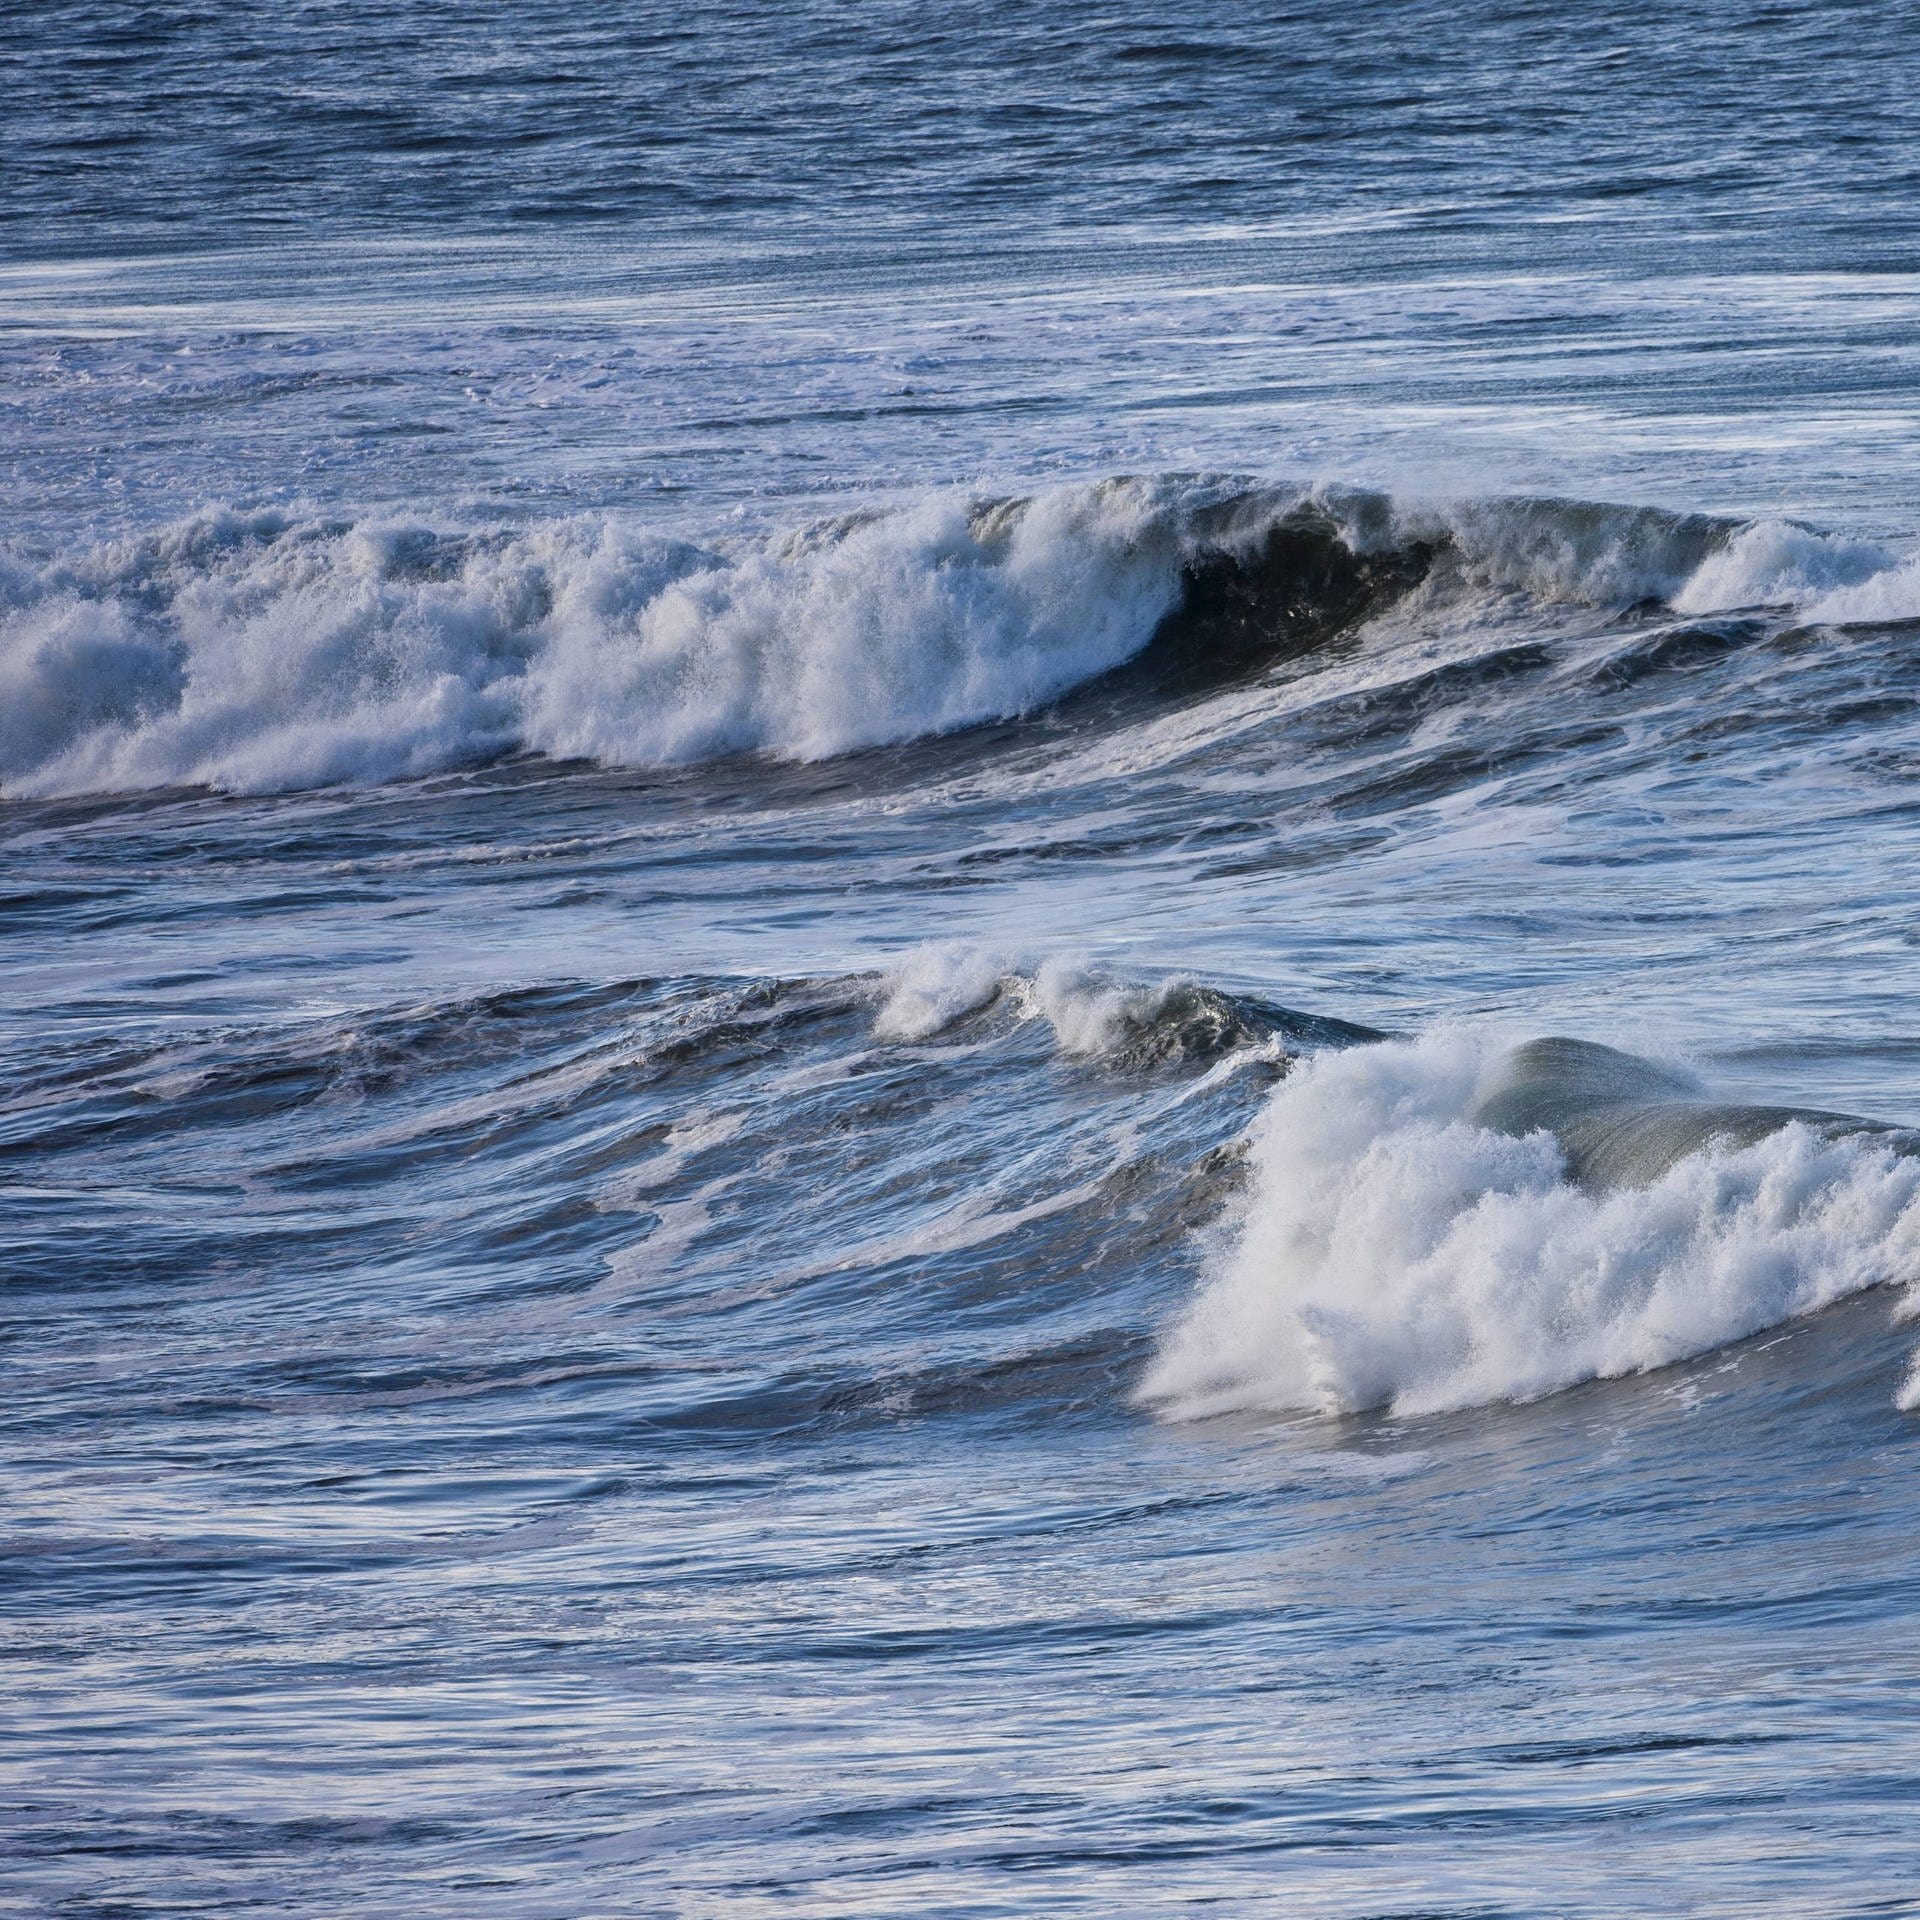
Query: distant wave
xmin=1141 ymin=1029 xmax=1920 ymax=1421
xmin=4 ymin=478 xmax=1917 ymax=799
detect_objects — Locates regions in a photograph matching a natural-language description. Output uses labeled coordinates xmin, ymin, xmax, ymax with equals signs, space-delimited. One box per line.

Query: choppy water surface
xmin=6 ymin=3 xmax=1920 ymax=1914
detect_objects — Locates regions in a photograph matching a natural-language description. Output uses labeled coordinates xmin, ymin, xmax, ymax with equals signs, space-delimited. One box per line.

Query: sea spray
xmin=9 ymin=483 xmax=1920 ymax=800
xmin=0 ymin=483 xmax=1190 ymax=797
xmin=1141 ymin=1028 xmax=1920 ymax=1419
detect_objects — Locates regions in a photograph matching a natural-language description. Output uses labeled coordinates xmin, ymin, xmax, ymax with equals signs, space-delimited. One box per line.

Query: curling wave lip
xmin=1469 ymin=1035 xmax=1911 ymax=1190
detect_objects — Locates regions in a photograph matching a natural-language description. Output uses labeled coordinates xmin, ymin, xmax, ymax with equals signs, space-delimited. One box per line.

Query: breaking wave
xmin=1141 ymin=1029 xmax=1920 ymax=1421
xmin=872 ymin=943 xmax=1381 ymax=1067
xmin=4 ymin=479 xmax=1918 ymax=799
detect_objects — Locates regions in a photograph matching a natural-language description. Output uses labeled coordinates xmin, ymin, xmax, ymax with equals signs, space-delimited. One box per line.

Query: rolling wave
xmin=1143 ymin=1029 xmax=1920 ymax=1422
xmin=12 ymin=923 xmax=1920 ymax=1429
xmin=874 ymin=942 xmax=1383 ymax=1064
xmin=6 ymin=478 xmax=1915 ymax=800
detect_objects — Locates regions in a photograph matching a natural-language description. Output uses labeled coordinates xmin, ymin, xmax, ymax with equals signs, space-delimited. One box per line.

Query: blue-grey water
xmin=6 ymin=4 xmax=1920 ymax=1914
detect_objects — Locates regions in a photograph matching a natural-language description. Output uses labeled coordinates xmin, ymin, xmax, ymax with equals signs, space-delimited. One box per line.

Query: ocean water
xmin=7 ymin=3 xmax=1920 ymax=1914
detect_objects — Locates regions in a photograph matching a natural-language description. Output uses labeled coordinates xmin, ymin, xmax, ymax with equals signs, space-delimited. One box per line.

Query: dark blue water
xmin=8 ymin=0 xmax=1919 ymax=258
xmin=6 ymin=4 xmax=1920 ymax=1914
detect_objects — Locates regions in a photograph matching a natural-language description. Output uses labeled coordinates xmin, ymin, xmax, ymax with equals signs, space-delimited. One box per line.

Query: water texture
xmin=5 ymin=3 xmax=1920 ymax=1915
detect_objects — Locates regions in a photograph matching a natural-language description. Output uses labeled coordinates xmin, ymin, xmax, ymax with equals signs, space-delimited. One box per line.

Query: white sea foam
xmin=1399 ymin=496 xmax=1920 ymax=620
xmin=872 ymin=942 xmax=1012 ymax=1041
xmin=1800 ymin=552 xmax=1920 ymax=625
xmin=873 ymin=944 xmax=1241 ymax=1062
xmin=522 ymin=485 xmax=1187 ymax=768
xmin=1141 ymin=1029 xmax=1920 ymax=1421
xmin=0 ymin=482 xmax=1187 ymax=798
xmin=8 ymin=483 xmax=1918 ymax=799
xmin=1670 ymin=518 xmax=1908 ymax=617
xmin=1368 ymin=491 xmax=1920 ymax=621
xmin=1025 ymin=957 xmax=1208 ymax=1057
xmin=1408 ymin=494 xmax=1724 ymax=606
xmin=0 ymin=509 xmax=540 ymax=796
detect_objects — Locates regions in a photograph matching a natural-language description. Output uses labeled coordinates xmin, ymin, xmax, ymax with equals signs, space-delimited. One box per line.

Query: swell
xmin=6 ymin=478 xmax=1915 ymax=800
xmin=2 ymin=954 xmax=1345 ymax=1440
xmin=1 ymin=951 xmax=1351 ymax=1164
xmin=14 ymin=948 xmax=1920 ymax=1434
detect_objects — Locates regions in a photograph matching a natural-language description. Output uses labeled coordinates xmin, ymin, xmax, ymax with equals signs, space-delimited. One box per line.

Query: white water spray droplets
xmin=872 ymin=942 xmax=1012 ymax=1042
xmin=1419 ymin=493 xmax=1726 ymax=605
xmin=1141 ymin=1030 xmax=1920 ymax=1421
xmin=0 ymin=481 xmax=1190 ymax=798
xmin=1670 ymin=518 xmax=1904 ymax=617
xmin=526 ymin=484 xmax=1188 ymax=768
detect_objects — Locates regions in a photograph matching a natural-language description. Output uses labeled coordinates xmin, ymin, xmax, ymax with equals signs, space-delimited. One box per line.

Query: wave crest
xmin=1140 ymin=1029 xmax=1920 ymax=1420
xmin=873 ymin=943 xmax=1380 ymax=1068
xmin=6 ymin=480 xmax=1917 ymax=798
xmin=0 ymin=483 xmax=1190 ymax=797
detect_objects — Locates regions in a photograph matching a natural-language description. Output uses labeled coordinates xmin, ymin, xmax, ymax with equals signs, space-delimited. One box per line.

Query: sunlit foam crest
xmin=4 ymin=481 xmax=1916 ymax=799
xmin=1141 ymin=1028 xmax=1920 ymax=1420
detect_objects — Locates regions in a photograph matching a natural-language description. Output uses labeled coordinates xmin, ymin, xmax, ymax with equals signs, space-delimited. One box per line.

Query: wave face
xmin=7 ymin=480 xmax=1918 ymax=799
xmin=1469 ymin=1035 xmax=1904 ymax=1188
xmin=1142 ymin=1031 xmax=1920 ymax=1421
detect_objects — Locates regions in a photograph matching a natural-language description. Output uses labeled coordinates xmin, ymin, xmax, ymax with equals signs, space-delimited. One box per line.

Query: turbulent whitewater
xmin=1144 ymin=1029 xmax=1920 ymax=1421
xmin=6 ymin=480 xmax=1918 ymax=799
